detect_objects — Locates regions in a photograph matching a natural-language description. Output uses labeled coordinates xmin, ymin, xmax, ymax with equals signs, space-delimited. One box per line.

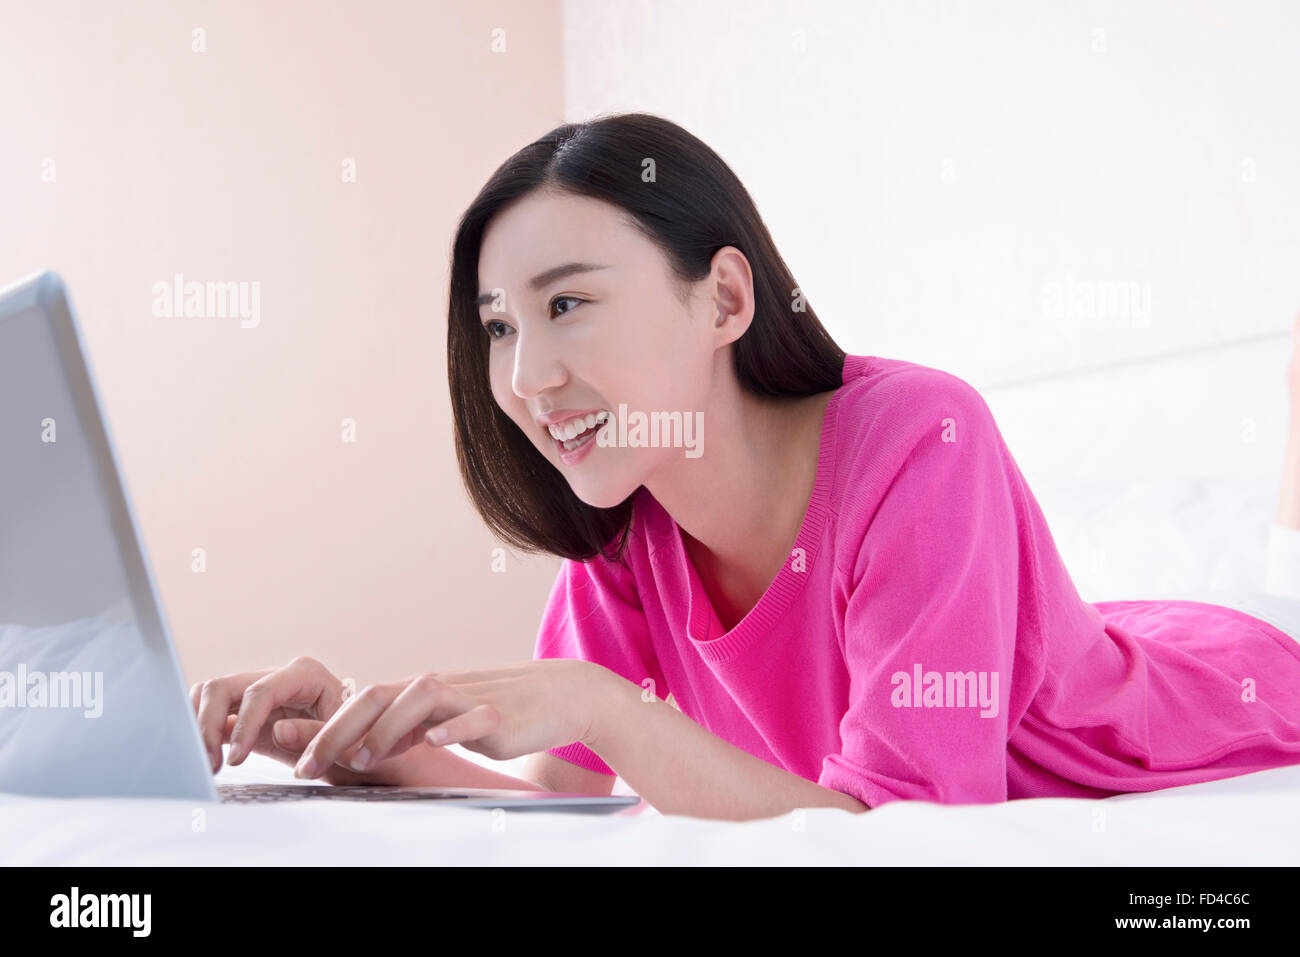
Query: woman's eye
xmin=550 ymin=295 xmax=583 ymax=317
xmin=482 ymin=297 xmax=582 ymax=340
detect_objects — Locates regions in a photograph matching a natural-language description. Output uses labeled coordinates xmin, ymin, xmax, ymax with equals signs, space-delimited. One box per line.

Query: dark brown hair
xmin=447 ymin=112 xmax=846 ymax=563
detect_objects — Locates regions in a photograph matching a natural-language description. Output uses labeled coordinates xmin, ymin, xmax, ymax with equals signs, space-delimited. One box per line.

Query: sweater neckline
xmin=668 ymin=357 xmax=863 ymax=665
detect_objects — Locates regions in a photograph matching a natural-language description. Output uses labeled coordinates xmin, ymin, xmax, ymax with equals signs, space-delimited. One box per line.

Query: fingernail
xmin=350 ymin=747 xmax=371 ymax=772
xmin=274 ymin=723 xmax=297 ymax=747
xmin=296 ymin=756 xmax=317 ymax=779
xmin=227 ymin=740 xmax=241 ymax=763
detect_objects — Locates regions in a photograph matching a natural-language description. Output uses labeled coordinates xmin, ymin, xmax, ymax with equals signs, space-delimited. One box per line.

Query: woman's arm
xmin=585 ymin=671 xmax=868 ymax=820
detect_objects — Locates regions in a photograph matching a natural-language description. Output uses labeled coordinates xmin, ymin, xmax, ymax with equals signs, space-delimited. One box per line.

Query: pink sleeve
xmin=818 ymin=381 xmax=1034 ymax=808
xmin=532 ymin=552 xmax=667 ymax=775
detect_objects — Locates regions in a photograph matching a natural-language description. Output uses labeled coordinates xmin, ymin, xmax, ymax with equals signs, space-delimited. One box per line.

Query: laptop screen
xmin=0 ymin=286 xmax=212 ymax=799
xmin=0 ymin=299 xmax=133 ymax=626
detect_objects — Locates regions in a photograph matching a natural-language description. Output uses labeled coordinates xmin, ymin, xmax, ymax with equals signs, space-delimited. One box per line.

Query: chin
xmin=569 ymin=477 xmax=637 ymax=511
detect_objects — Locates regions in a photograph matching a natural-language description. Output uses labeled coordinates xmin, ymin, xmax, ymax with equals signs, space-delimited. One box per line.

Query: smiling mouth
xmin=548 ymin=410 xmax=611 ymax=452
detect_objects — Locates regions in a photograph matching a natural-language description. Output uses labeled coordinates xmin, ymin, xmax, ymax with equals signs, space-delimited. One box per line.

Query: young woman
xmin=194 ymin=113 xmax=1300 ymax=821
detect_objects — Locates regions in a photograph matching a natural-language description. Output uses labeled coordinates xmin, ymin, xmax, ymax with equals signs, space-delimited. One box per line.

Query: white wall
xmin=564 ymin=0 xmax=1300 ymax=481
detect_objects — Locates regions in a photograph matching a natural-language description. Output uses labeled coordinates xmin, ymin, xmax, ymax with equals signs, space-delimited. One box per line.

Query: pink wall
xmin=0 ymin=0 xmax=567 ymax=688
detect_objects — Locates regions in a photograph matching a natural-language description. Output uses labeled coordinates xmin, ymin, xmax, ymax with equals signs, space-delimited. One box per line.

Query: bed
xmin=2 ymin=724 xmax=1298 ymax=866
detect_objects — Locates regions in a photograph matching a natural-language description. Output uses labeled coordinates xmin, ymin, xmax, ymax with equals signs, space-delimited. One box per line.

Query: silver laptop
xmin=0 ymin=270 xmax=639 ymax=813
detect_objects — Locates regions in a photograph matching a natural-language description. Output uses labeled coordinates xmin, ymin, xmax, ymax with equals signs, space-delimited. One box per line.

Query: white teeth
xmin=548 ymin=410 xmax=610 ymax=443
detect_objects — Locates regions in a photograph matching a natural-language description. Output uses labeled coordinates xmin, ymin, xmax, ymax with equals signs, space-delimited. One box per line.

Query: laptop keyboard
xmin=218 ymin=783 xmax=474 ymax=803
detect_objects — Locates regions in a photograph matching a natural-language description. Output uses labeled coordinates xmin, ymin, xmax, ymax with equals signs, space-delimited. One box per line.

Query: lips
xmin=554 ymin=418 xmax=609 ymax=466
xmin=559 ymin=421 xmax=609 ymax=454
xmin=546 ymin=410 xmax=611 ymax=443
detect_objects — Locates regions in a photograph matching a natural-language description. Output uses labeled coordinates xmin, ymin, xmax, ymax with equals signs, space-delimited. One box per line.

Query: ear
xmin=706 ymin=246 xmax=755 ymax=344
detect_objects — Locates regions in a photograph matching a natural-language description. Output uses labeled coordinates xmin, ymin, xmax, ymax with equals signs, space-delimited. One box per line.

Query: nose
xmin=510 ymin=325 xmax=567 ymax=400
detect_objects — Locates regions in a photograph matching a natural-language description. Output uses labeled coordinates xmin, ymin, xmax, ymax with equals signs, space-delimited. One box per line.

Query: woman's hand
xmin=291 ymin=659 xmax=612 ymax=780
xmin=189 ymin=655 xmax=420 ymax=785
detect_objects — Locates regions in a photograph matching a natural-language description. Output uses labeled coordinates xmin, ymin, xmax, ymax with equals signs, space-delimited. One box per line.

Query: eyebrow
xmin=474 ymin=261 xmax=610 ymax=307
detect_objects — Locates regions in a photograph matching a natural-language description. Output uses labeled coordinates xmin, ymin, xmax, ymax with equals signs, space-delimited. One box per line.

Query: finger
xmin=349 ymin=675 xmax=472 ymax=772
xmin=277 ymin=718 xmax=413 ymax=786
xmin=218 ymin=715 xmax=365 ymax=779
xmin=269 ymin=717 xmax=367 ymax=765
xmin=295 ymin=684 xmax=401 ymax=779
xmin=263 ymin=717 xmax=414 ymax=785
xmin=228 ymin=659 xmax=343 ymax=766
xmin=269 ymin=717 xmax=313 ymax=753
xmin=267 ymin=718 xmax=364 ymax=772
xmin=425 ymin=703 xmax=501 ymax=749
xmin=228 ymin=714 xmax=318 ymax=759
xmin=229 ymin=659 xmax=344 ymax=765
xmin=194 ymin=670 xmax=274 ymax=773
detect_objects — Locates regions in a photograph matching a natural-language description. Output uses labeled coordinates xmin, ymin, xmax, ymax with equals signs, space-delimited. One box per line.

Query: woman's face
xmin=476 ymin=187 xmax=718 ymax=508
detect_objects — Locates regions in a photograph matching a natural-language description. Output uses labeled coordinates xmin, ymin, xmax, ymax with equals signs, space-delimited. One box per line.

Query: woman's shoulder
xmin=825 ymin=356 xmax=1010 ymax=541
xmin=833 ymin=354 xmax=998 ymax=463
xmin=839 ymin=354 xmax=992 ymax=423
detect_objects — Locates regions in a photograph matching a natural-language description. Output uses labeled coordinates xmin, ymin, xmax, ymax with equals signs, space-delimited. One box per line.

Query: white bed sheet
xmin=1 ymin=748 xmax=1298 ymax=866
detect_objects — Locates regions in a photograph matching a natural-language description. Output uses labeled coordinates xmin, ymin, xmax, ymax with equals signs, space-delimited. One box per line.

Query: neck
xmin=643 ymin=373 xmax=834 ymax=608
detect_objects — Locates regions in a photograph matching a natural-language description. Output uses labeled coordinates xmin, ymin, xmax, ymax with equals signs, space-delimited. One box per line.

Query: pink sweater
xmin=532 ymin=355 xmax=1300 ymax=808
